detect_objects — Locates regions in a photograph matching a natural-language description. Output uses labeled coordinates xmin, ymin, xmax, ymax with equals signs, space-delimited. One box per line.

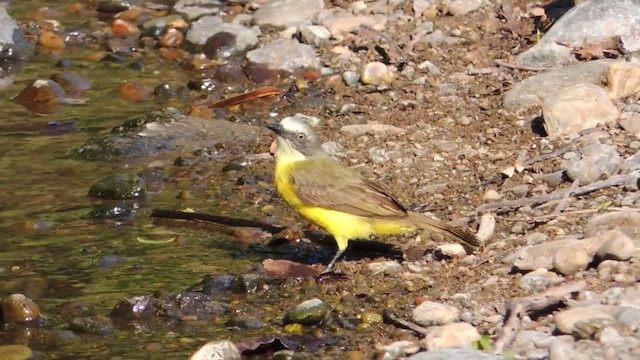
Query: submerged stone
xmin=0 ymin=345 xmax=33 ymax=360
xmin=1 ymin=294 xmax=43 ymax=324
xmin=87 ymin=203 xmax=134 ymax=220
xmin=69 ymin=316 xmax=114 ymax=335
xmin=88 ymin=173 xmax=147 ymax=200
xmin=111 ymin=292 xmax=229 ymax=320
xmin=284 ymin=298 xmax=331 ymax=326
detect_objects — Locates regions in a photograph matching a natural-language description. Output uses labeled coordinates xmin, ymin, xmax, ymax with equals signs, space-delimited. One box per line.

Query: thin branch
xmin=476 ymin=173 xmax=634 ymax=213
xmin=475 ymin=148 xmax=570 ymax=188
xmin=382 ymin=309 xmax=429 ymax=337
xmin=550 ymin=179 xmax=579 ymax=216
xmin=493 ymin=281 xmax=586 ymax=354
xmin=494 ymin=59 xmax=552 ymax=72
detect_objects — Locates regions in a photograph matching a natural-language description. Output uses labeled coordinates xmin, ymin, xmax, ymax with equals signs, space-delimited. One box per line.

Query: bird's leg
xmin=321 ymin=248 xmax=345 ymax=274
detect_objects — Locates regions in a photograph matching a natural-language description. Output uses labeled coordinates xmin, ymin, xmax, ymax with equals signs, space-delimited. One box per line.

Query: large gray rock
xmin=516 ymin=0 xmax=640 ymax=67
xmin=542 ymin=83 xmax=619 ymax=139
xmin=186 ymin=16 xmax=258 ymax=52
xmin=246 ymin=39 xmax=319 ymax=72
xmin=564 ymin=141 xmax=622 ymax=183
xmin=503 ymin=59 xmax=616 ymax=113
xmin=253 ymin=0 xmax=324 ymax=28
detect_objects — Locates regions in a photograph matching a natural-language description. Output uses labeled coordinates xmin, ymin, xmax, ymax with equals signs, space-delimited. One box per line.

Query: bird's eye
xmin=296 ymin=133 xmax=306 ymax=140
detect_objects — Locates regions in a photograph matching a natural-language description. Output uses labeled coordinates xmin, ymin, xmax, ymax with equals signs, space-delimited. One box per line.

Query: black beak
xmin=267 ymin=123 xmax=283 ymax=135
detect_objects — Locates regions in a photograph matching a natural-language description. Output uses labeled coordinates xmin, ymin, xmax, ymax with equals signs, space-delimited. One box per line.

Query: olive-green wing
xmin=288 ymin=157 xmax=407 ymax=218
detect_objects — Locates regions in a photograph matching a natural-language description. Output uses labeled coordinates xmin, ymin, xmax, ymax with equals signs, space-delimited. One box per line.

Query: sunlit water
xmin=0 ymin=2 xmax=275 ymax=357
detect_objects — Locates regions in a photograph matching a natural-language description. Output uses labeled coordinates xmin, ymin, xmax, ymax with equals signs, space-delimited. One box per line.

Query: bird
xmin=267 ymin=116 xmax=480 ymax=273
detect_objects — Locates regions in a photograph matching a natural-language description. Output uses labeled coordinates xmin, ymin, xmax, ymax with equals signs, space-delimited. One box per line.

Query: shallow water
xmin=0 ymin=2 xmax=275 ymax=358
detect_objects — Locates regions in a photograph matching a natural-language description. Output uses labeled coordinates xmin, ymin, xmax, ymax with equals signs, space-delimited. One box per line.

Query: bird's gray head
xmin=267 ymin=116 xmax=324 ymax=156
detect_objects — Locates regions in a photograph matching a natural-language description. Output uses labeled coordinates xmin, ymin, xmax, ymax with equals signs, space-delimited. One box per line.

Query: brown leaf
xmin=568 ymin=36 xmax=625 ymax=61
xmin=208 ymin=86 xmax=282 ymax=108
xmin=262 ymin=259 xmax=318 ymax=278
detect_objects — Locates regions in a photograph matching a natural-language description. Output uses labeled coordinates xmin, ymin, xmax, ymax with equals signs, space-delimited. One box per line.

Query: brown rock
xmin=543 ymin=83 xmax=619 ymax=139
xmin=1 ymin=294 xmax=43 ymax=323
xmin=606 ymin=62 xmax=640 ymax=99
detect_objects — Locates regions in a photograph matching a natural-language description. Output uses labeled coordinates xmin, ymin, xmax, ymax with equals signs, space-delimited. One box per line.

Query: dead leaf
xmin=208 ymin=86 xmax=282 ymax=108
xmin=565 ymin=36 xmax=625 ymax=61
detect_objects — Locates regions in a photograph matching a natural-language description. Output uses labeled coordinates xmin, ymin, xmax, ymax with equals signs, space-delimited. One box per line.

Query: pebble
xmin=448 ymin=0 xmax=489 ymax=16
xmin=322 ymin=15 xmax=387 ymax=38
xmin=360 ymin=312 xmax=383 ymax=325
xmin=423 ymin=322 xmax=481 ymax=351
xmin=596 ymin=233 xmax=635 ymax=261
xmin=189 ymin=340 xmax=240 ymax=360
xmin=246 ymin=39 xmax=320 ymax=72
xmin=342 ymin=71 xmax=360 ymax=86
xmin=435 ymin=244 xmax=466 ymax=257
xmin=519 ymin=268 xmax=564 ymax=291
xmin=553 ymin=246 xmax=589 ymax=275
xmin=367 ymin=260 xmax=402 ymax=276
xmin=1 ymin=294 xmax=43 ymax=323
xmin=284 ymin=298 xmax=331 ymax=326
xmin=554 ymin=305 xmax=617 ymax=336
xmin=174 ymin=0 xmax=224 ymax=20
xmin=361 ymin=62 xmax=394 ymax=86
xmin=253 ymin=0 xmax=324 ymax=28
xmin=597 ymin=260 xmax=630 ymax=281
xmin=340 ymin=121 xmax=404 ymax=136
xmin=88 ymin=173 xmax=147 ymax=200
xmin=524 ymin=232 xmax=548 ymax=245
xmin=411 ymin=301 xmax=460 ymax=327
xmin=482 ymin=189 xmax=501 ymax=201
xmin=586 ymin=212 xmax=640 ymax=240
xmin=549 ymin=338 xmax=578 ymax=360
xmin=69 ymin=316 xmax=114 ymax=335
xmin=620 ymin=115 xmax=640 ymax=136
xmin=186 ymin=16 xmax=258 ymax=51
xmin=0 ymin=345 xmax=33 ymax=360
xmin=408 ymin=345 xmax=501 ymax=359
xmin=299 ymin=25 xmax=330 ymax=47
xmin=377 ymin=341 xmax=420 ymax=359
xmin=564 ymin=140 xmax=622 ymax=183
xmin=417 ymin=60 xmax=440 ymax=74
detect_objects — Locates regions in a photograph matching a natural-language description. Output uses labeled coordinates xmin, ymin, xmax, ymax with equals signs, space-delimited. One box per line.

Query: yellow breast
xmin=274 ymin=158 xmax=376 ymax=246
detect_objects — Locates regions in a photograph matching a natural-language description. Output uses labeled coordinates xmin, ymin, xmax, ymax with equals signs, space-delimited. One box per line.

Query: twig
xmin=382 ymin=309 xmax=428 ymax=337
xmin=493 ymin=281 xmax=586 ymax=354
xmin=151 ymin=209 xmax=286 ymax=233
xmin=535 ymin=207 xmax=640 ymax=221
xmin=475 ymin=148 xmax=570 ymax=188
xmin=467 ymin=66 xmax=502 ymax=75
xmin=476 ymin=173 xmax=633 ymax=213
xmin=550 ymin=179 xmax=579 ymax=216
xmin=494 ymin=59 xmax=552 ymax=72
xmin=521 ymin=148 xmax=570 ymax=168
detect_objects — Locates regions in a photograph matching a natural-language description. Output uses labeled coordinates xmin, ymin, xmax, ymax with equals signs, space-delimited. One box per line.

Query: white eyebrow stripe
xmin=280 ymin=116 xmax=311 ymax=133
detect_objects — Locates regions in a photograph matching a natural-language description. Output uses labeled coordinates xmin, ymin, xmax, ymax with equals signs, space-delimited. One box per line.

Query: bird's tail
xmin=407 ymin=212 xmax=480 ymax=251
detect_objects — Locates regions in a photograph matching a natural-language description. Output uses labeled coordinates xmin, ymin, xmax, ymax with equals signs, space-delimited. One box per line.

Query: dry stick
xmin=534 ymin=207 xmax=640 ymax=221
xmin=550 ymin=179 xmax=579 ymax=216
xmin=493 ymin=281 xmax=586 ymax=355
xmin=382 ymin=309 xmax=429 ymax=337
xmin=476 ymin=173 xmax=633 ymax=213
xmin=499 ymin=207 xmax=640 ymax=222
xmin=494 ymin=59 xmax=552 ymax=72
xmin=475 ymin=148 xmax=570 ymax=188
